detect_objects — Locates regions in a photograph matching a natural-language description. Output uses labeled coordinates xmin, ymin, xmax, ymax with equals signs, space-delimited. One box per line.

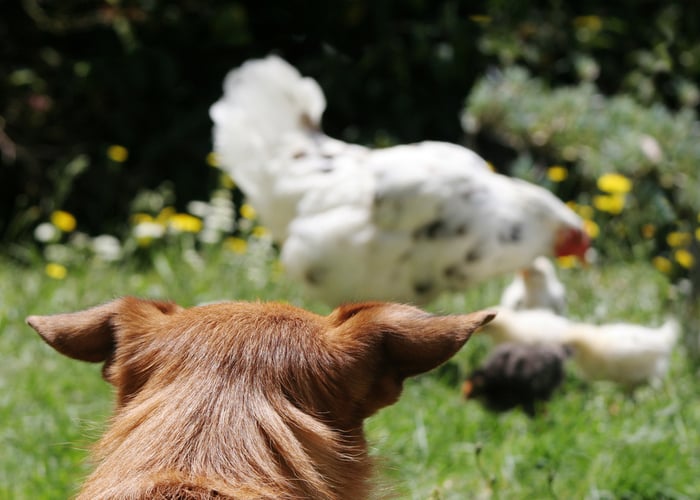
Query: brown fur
xmin=27 ymin=297 xmax=494 ymax=499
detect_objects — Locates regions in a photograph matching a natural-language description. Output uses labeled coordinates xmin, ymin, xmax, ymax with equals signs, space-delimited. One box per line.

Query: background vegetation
xmin=2 ymin=1 xmax=699 ymax=498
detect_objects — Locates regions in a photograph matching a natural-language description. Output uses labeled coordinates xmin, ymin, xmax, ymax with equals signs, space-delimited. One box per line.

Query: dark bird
xmin=462 ymin=342 xmax=569 ymax=417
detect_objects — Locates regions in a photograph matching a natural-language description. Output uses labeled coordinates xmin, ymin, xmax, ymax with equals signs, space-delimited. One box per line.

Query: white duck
xmin=500 ymin=256 xmax=567 ymax=314
xmin=210 ymin=56 xmax=589 ymax=305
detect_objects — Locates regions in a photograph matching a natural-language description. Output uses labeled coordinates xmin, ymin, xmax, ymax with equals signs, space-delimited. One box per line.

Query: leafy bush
xmin=472 ymin=3 xmax=700 ymax=110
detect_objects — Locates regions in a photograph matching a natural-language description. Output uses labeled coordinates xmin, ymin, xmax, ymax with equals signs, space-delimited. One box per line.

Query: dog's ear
xmin=378 ymin=305 xmax=496 ymax=377
xmin=330 ymin=302 xmax=496 ymax=375
xmin=26 ymin=297 xmax=181 ymax=363
xmin=329 ymin=303 xmax=495 ymax=417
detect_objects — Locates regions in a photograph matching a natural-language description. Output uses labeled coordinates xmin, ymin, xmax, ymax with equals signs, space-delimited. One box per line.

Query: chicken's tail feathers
xmin=210 ymin=55 xmax=326 ymax=194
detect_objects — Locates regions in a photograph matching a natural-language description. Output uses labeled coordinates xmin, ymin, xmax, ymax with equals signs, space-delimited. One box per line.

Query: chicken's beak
xmin=462 ymin=379 xmax=474 ymax=399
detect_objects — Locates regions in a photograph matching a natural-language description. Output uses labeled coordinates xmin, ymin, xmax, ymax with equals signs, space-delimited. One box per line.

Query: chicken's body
xmin=463 ymin=342 xmax=569 ymax=417
xmin=500 ymin=257 xmax=567 ymax=314
xmin=481 ymin=307 xmax=573 ymax=346
xmin=211 ymin=56 xmax=589 ymax=305
xmin=565 ymin=318 xmax=679 ymax=391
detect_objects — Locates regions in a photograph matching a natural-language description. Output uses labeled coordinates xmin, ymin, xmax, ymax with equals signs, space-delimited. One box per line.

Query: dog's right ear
xmin=26 ymin=297 xmax=181 ymax=363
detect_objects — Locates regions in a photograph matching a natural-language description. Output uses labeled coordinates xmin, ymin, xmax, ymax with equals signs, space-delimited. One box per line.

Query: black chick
xmin=462 ymin=342 xmax=569 ymax=417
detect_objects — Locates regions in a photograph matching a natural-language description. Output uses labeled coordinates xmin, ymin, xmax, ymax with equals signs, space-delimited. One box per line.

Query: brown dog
xmin=27 ymin=297 xmax=494 ymax=499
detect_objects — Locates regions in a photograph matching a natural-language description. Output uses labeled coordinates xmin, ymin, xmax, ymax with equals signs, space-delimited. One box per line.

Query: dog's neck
xmin=78 ymin=375 xmax=374 ymax=500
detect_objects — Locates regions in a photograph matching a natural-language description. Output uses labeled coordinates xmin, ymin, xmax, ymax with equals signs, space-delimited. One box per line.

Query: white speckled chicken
xmin=500 ymin=256 xmax=567 ymax=314
xmin=210 ymin=56 xmax=589 ymax=305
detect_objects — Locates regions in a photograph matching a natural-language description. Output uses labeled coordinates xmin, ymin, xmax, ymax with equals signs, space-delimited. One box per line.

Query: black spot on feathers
xmin=413 ymin=220 xmax=445 ymax=240
xmin=455 ymin=223 xmax=469 ymax=236
xmin=499 ymin=223 xmax=523 ymax=244
xmin=413 ymin=220 xmax=469 ymax=240
xmin=413 ymin=281 xmax=434 ymax=295
xmin=465 ymin=246 xmax=482 ymax=263
xmin=304 ymin=266 xmax=327 ymax=286
xmin=444 ymin=265 xmax=469 ymax=284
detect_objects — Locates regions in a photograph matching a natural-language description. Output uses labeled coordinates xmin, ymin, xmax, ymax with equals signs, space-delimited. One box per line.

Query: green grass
xmin=1 ymin=248 xmax=699 ymax=499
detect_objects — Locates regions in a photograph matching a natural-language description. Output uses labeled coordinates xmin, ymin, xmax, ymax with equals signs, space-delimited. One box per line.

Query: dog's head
xmin=27 ymin=298 xmax=494 ymax=498
xmin=27 ymin=297 xmax=494 ymax=424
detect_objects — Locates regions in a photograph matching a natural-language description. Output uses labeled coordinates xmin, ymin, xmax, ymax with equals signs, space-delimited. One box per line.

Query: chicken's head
xmin=462 ymin=370 xmax=487 ymax=399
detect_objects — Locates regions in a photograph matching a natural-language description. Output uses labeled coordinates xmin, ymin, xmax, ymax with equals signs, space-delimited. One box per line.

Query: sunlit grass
xmin=1 ymin=248 xmax=698 ymax=499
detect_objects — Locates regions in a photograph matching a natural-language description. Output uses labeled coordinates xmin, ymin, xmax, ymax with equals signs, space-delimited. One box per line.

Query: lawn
xmin=1 ymin=247 xmax=698 ymax=499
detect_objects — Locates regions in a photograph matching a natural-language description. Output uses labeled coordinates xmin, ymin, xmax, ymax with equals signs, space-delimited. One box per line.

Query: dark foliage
xmin=2 ymin=1 xmax=698 ymax=244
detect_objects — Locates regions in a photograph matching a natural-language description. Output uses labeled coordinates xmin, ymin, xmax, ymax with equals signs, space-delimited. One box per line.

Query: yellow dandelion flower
xmin=252 ymin=226 xmax=269 ymax=238
xmin=556 ymin=255 xmax=578 ymax=269
xmin=107 ymin=144 xmax=129 ymax=163
xmin=652 ymin=256 xmax=672 ymax=274
xmin=156 ymin=207 xmax=177 ymax=225
xmin=224 ymin=237 xmax=248 ymax=254
xmin=583 ymin=219 xmax=600 ymax=239
xmin=547 ymin=166 xmax=568 ymax=182
xmin=597 ymin=173 xmax=632 ymax=194
xmin=642 ymin=224 xmax=656 ymax=239
xmin=675 ymin=249 xmax=695 ymax=269
xmin=50 ymin=210 xmax=77 ymax=232
xmin=137 ymin=237 xmax=154 ymax=248
xmin=593 ymin=194 xmax=626 ymax=214
xmin=574 ymin=15 xmax=602 ymax=31
xmin=220 ymin=173 xmax=235 ymax=189
xmin=45 ymin=262 xmax=67 ymax=280
xmin=667 ymin=231 xmax=691 ymax=248
xmin=570 ymin=202 xmax=594 ymax=220
xmin=206 ymin=152 xmax=220 ymax=167
xmin=169 ymin=213 xmax=203 ymax=233
xmin=240 ymin=203 xmax=257 ymax=220
xmin=131 ymin=213 xmax=155 ymax=225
